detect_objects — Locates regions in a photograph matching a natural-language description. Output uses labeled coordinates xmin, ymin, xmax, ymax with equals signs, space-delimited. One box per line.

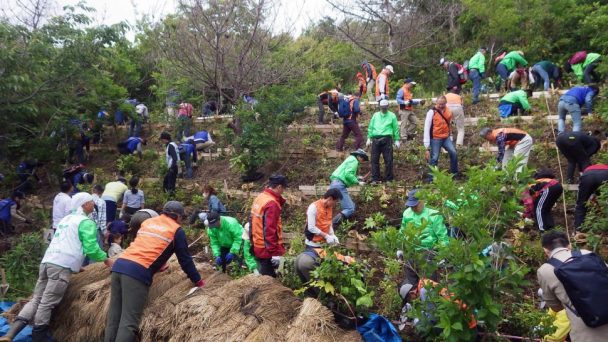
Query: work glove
xmin=357 ymin=175 xmax=365 ymax=182
xmin=358 ymin=181 xmax=366 ymax=186
xmin=420 ymin=99 xmax=426 ymax=105
xmin=225 ymin=253 xmax=235 ymax=264
xmin=396 ymin=250 xmax=404 ymax=260
xmin=394 ymin=140 xmax=401 ymax=149
xmin=271 ymin=256 xmax=282 ymax=268
xmin=325 ymin=234 xmax=339 ymax=246
xmin=366 ymin=139 xmax=372 ymax=147
xmin=215 ymin=256 xmax=223 ymax=266
xmin=333 ymin=112 xmax=339 ymax=119
xmin=253 ymin=269 xmax=260 ymax=276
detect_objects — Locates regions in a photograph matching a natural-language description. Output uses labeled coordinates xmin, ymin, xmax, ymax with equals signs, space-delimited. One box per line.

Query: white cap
xmin=70 ymin=192 xmax=93 ymax=211
xmin=379 ymin=99 xmax=389 ymax=107
xmin=439 ymin=57 xmax=446 ymax=65
xmin=385 ymin=65 xmax=394 ymax=73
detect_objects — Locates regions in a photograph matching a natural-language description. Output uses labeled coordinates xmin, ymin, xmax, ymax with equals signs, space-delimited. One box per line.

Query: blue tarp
xmin=357 ymin=313 xmax=402 ymax=342
xmin=0 ymin=302 xmax=31 ymax=342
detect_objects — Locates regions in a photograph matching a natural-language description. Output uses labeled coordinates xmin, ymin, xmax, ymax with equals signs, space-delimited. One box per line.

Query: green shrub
xmin=1 ymin=232 xmax=46 ymax=300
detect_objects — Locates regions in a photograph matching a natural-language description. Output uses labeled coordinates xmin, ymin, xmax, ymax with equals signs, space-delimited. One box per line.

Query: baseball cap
xmin=405 ymin=189 xmax=420 ymax=207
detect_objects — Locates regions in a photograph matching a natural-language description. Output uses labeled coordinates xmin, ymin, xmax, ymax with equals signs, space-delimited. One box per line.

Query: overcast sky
xmin=0 ymin=0 xmax=334 ymax=38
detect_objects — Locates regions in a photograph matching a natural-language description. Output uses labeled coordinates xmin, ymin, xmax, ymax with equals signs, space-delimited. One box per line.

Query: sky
xmin=0 ymin=0 xmax=335 ymax=38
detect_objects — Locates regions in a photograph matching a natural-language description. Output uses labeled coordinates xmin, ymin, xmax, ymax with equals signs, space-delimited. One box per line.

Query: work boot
xmin=31 ymin=324 xmax=50 ymax=342
xmin=0 ymin=319 xmax=28 ymax=342
xmin=332 ymin=213 xmax=345 ymax=228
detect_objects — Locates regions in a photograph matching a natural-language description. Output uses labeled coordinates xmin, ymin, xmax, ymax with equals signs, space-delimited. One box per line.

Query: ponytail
xmin=129 ymin=176 xmax=140 ymax=195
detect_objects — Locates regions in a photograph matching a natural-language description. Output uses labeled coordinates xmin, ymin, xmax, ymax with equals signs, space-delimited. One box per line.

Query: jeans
xmin=329 ymin=179 xmax=355 ymax=218
xmin=17 ymin=263 xmax=72 ymax=326
xmin=163 ymin=165 xmax=178 ymax=194
xmin=496 ymin=63 xmax=509 ymax=82
xmin=447 ymin=104 xmax=465 ymax=145
xmin=399 ymin=109 xmax=417 ymax=140
xmin=336 ymin=121 xmax=363 ymax=151
xmin=532 ymin=64 xmax=550 ymax=91
xmin=428 ymin=138 xmax=458 ymax=181
xmin=176 ymin=116 xmax=192 ymax=142
xmin=104 ymin=272 xmax=150 ymax=342
xmin=469 ymin=69 xmax=482 ymax=102
xmin=183 ymin=154 xmax=193 ymax=179
xmin=128 ymin=119 xmax=142 ymax=137
xmin=557 ymin=96 xmax=582 ymax=133
xmin=583 ymin=62 xmax=600 ymax=84
xmin=371 ymin=136 xmax=394 ymax=182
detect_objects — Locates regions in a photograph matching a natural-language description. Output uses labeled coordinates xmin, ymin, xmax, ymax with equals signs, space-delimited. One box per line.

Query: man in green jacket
xmin=399 ymin=189 xmax=449 ymax=283
xmin=498 ymin=89 xmax=531 ymax=118
xmin=329 ymin=149 xmax=369 ymax=226
xmin=496 ymin=51 xmax=528 ymax=90
xmin=566 ymin=52 xmax=601 ymax=84
xmin=204 ymin=212 xmax=256 ymax=273
xmin=468 ymin=47 xmax=486 ymax=104
xmin=366 ymin=99 xmax=400 ymax=184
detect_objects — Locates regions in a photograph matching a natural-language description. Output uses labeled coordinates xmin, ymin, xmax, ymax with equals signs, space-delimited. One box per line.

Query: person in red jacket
xmin=249 ymin=174 xmax=287 ymax=277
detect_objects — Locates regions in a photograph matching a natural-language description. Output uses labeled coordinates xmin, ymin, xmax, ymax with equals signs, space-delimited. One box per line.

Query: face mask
xmin=204 ymin=219 xmax=209 ymax=227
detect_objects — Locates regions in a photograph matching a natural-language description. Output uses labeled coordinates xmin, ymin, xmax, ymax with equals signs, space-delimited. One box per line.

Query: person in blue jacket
xmin=63 ymin=164 xmax=94 ymax=194
xmin=184 ymin=130 xmax=215 ymax=151
xmin=117 ymin=137 xmax=146 ymax=157
xmin=0 ymin=191 xmax=31 ymax=235
xmin=557 ymin=85 xmax=599 ymax=133
xmin=15 ymin=160 xmax=42 ymax=193
xmin=179 ymin=141 xmax=198 ymax=179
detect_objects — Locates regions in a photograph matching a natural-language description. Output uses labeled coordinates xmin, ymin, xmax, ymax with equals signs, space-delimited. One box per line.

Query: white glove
xmin=253 ymin=269 xmax=260 ymax=276
xmin=358 ymin=181 xmax=366 ymax=186
xmin=198 ymin=212 xmax=208 ymax=222
xmin=403 ymin=100 xmax=411 ymax=105
xmin=187 ymin=287 xmax=199 ymax=296
xmin=325 ymin=234 xmax=339 ymax=245
xmin=271 ymin=256 xmax=282 ymax=268
xmin=394 ymin=140 xmax=401 ymax=148
xmin=333 ymin=112 xmax=339 ymax=118
xmin=366 ymin=139 xmax=372 ymax=147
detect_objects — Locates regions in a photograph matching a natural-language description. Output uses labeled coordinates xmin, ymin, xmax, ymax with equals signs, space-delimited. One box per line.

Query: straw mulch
xmin=4 ymin=258 xmax=361 ymax=342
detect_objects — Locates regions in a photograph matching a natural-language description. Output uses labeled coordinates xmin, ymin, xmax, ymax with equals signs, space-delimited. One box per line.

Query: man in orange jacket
xmin=249 ymin=174 xmax=287 ymax=277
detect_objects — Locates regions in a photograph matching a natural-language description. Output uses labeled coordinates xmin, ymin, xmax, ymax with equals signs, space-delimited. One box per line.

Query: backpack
xmin=569 ymin=51 xmax=587 ymax=65
xmin=337 ymin=95 xmax=351 ymax=118
xmin=547 ymin=250 xmax=608 ymax=327
xmin=494 ymin=51 xmax=506 ymax=65
xmin=453 ymin=63 xmax=468 ymax=84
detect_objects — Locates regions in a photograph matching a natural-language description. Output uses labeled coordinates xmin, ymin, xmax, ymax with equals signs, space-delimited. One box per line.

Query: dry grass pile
xmin=286 ymin=298 xmax=362 ymax=342
xmin=1 ymin=299 xmax=28 ymax=323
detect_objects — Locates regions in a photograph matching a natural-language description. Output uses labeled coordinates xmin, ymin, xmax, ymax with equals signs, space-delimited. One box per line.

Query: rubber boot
xmin=31 ymin=324 xmax=50 ymax=342
xmin=0 ymin=319 xmax=28 ymax=342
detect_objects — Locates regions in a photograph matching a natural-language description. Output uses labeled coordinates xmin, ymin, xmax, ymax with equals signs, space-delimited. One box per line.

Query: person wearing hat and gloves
xmin=104 ymin=201 xmax=205 ymax=342
xmin=1 ymin=193 xmax=112 ymax=342
xmin=102 ymin=177 xmax=128 ymax=222
xmin=396 ymin=77 xmax=426 ymax=141
xmin=468 ymin=47 xmax=487 ymax=104
xmin=204 ymin=212 xmax=256 ymax=273
xmin=480 ymin=127 xmax=533 ymax=173
xmin=367 ymin=99 xmax=400 ymax=183
xmin=0 ymin=191 xmax=31 ymax=235
xmin=375 ymin=65 xmax=394 ymax=101
xmin=160 ymin=131 xmax=180 ymax=195
xmin=329 ymin=149 xmax=368 ymax=226
xmin=249 ymin=174 xmax=287 ymax=277
xmin=440 ymin=58 xmax=463 ymax=94
xmin=423 ymin=95 xmax=459 ymax=183
xmin=361 ymin=61 xmax=377 ymax=102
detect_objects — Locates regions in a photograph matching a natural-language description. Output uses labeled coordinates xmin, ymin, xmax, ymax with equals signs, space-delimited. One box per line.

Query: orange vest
xmin=375 ymin=70 xmax=390 ymax=97
xmin=251 ymin=191 xmax=283 ymax=249
xmin=363 ymin=63 xmax=377 ymax=81
xmin=121 ymin=214 xmax=180 ymax=268
xmin=357 ymin=73 xmax=367 ymax=94
xmin=400 ymin=85 xmax=413 ymax=110
xmin=445 ymin=93 xmax=462 ymax=105
xmin=431 ymin=107 xmax=453 ymax=139
xmin=417 ymin=279 xmax=477 ymax=329
xmin=488 ymin=128 xmax=527 ymax=147
xmin=308 ymin=200 xmax=332 ymax=243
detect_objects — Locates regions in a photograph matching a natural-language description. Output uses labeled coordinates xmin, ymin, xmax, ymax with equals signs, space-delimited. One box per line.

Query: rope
xmin=543 ymin=91 xmax=571 ymax=241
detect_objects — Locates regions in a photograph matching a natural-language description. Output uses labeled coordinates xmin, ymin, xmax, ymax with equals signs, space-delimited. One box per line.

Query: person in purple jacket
xmin=557 ymin=85 xmax=599 ymax=133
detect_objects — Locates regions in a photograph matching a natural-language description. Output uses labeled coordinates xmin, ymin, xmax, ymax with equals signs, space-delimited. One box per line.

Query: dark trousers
xmin=496 ymin=63 xmax=510 ymax=90
xmin=104 ymin=273 xmax=150 ymax=342
xmin=163 ymin=166 xmax=178 ymax=194
xmin=401 ymin=250 xmax=438 ymax=291
xmin=105 ymin=200 xmax=117 ymax=222
xmin=583 ymin=62 xmax=600 ymax=84
xmin=257 ymin=258 xmax=276 ymax=278
xmin=219 ymin=247 xmax=231 ymax=273
xmin=556 ymin=134 xmax=593 ymax=182
xmin=317 ymin=94 xmax=337 ymax=124
xmin=533 ymin=183 xmax=563 ymax=231
xmin=371 ymin=136 xmax=394 ymax=182
xmin=336 ymin=121 xmax=363 ymax=151
xmin=574 ymin=170 xmax=608 ymax=229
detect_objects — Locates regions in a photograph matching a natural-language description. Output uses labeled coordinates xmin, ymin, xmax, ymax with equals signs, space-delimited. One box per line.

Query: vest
xmin=531 ymin=179 xmax=559 ymax=201
xmin=375 ymin=70 xmax=390 ymax=97
xmin=488 ymin=128 xmax=527 ymax=147
xmin=363 ymin=63 xmax=377 ymax=80
xmin=0 ymin=199 xmax=15 ymax=222
xmin=165 ymin=142 xmax=180 ymax=167
xmin=431 ymin=107 xmax=452 ymax=139
xmin=250 ymin=191 xmax=283 ymax=250
xmin=400 ymin=85 xmax=413 ymax=110
xmin=41 ymin=212 xmax=90 ymax=272
xmin=304 ymin=200 xmax=333 ymax=245
xmin=445 ymin=93 xmax=462 ymax=106
xmin=120 ymin=215 xmax=180 ymax=268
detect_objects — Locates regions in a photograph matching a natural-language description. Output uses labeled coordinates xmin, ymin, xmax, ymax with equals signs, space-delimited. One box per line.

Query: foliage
xmin=298 ymin=250 xmax=374 ymax=316
xmin=377 ymin=258 xmax=404 ymax=318
xmin=116 ymin=154 xmax=141 ymax=175
xmin=509 ymin=301 xmax=556 ymax=340
xmin=1 ymin=232 xmax=46 ymax=300
xmin=581 ymin=183 xmax=608 ymax=251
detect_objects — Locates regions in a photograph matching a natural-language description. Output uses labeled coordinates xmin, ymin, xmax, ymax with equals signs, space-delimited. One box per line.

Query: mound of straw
xmin=2 ymin=258 xmax=362 ymax=341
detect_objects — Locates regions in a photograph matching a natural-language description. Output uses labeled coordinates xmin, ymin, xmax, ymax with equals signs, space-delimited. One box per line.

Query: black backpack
xmin=548 ymin=250 xmax=608 ymax=327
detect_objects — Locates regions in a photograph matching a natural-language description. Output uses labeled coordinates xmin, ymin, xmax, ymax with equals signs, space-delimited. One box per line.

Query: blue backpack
xmin=337 ymin=95 xmax=351 ymax=118
xmin=548 ymin=250 xmax=608 ymax=327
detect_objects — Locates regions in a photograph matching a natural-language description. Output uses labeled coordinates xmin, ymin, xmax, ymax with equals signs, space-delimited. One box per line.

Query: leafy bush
xmin=116 ymin=154 xmax=141 ymax=175
xmin=1 ymin=232 xmax=46 ymax=300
